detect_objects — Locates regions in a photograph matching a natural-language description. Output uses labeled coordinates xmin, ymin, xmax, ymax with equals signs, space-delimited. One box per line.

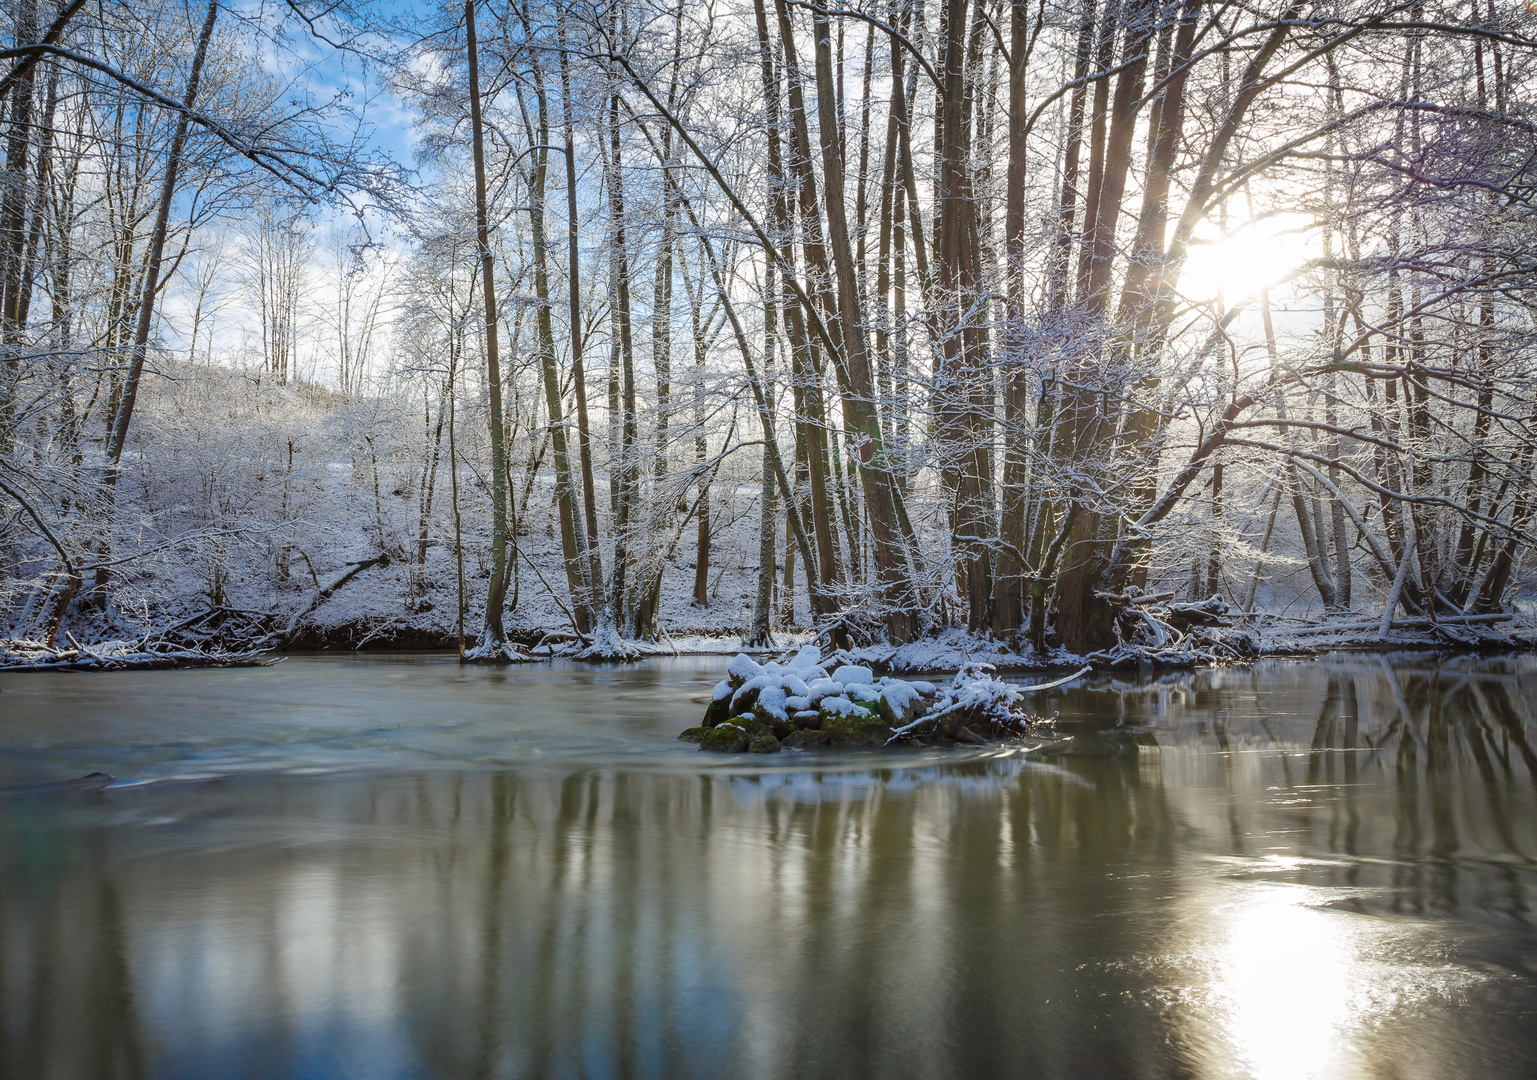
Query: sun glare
xmin=1216 ymin=884 xmax=1354 ymax=1080
xmin=1179 ymin=214 xmax=1313 ymax=304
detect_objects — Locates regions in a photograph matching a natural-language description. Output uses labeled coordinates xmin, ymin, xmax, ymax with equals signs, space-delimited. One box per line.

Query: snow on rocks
xmin=817 ymin=694 xmax=865 ymax=717
xmin=833 ymin=664 xmax=875 ymax=686
xmin=874 ymin=680 xmax=925 ymax=725
xmin=726 ymin=653 xmax=767 ymax=687
xmin=805 ymin=678 xmax=842 ymax=703
xmin=730 ymin=674 xmax=777 ymax=712
xmin=777 ymin=672 xmax=812 ymax=698
xmin=682 ymin=649 xmax=1060 ymax=753
xmin=753 ymin=685 xmax=790 ymax=725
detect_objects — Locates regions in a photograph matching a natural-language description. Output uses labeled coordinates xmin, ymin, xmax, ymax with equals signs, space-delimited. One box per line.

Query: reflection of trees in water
xmin=1096 ymin=657 xmax=1537 ymax=921
xmin=0 ymin=761 xmax=1183 ymax=1076
xmin=414 ymin=754 xmax=1188 ymax=1078
xmin=0 ymin=809 xmax=146 ymax=1079
xmin=2 ymin=658 xmax=1533 ymax=1078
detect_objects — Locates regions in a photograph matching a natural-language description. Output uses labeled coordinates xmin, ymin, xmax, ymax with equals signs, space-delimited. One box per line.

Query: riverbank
xmin=7 ymin=606 xmax=1533 ymax=674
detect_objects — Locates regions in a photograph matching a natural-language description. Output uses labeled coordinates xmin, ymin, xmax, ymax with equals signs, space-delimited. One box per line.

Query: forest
xmin=0 ymin=0 xmax=1534 ymax=662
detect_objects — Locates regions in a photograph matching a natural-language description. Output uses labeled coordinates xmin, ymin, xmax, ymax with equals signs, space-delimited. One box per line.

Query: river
xmin=1 ymin=653 xmax=1534 ymax=1079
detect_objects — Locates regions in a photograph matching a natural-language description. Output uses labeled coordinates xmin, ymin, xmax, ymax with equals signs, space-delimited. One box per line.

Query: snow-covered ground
xmin=8 ymin=363 xmax=1534 ymax=671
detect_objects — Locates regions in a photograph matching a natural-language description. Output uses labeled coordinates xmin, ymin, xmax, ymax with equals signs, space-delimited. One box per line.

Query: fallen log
xmin=281 ymin=555 xmax=390 ymax=643
xmin=1291 ymin=613 xmax=1513 ymax=636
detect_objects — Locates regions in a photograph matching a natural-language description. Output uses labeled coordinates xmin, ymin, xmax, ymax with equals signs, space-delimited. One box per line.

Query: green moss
xmin=748 ymin=732 xmax=781 ymax=754
xmin=821 ymin=706 xmax=893 ymax=747
xmin=700 ymin=723 xmax=750 ymax=753
xmin=701 ymin=698 xmax=731 ymax=727
xmin=678 ymin=727 xmax=710 ymax=743
xmin=782 ymin=729 xmax=828 ymax=749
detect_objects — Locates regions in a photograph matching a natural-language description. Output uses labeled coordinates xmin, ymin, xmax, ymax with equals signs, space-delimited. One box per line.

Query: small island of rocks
xmin=680 ymin=646 xmax=1059 ymax=753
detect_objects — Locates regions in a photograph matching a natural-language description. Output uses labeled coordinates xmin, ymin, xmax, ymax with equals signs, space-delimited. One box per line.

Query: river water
xmin=1 ymin=653 xmax=1534 ymax=1079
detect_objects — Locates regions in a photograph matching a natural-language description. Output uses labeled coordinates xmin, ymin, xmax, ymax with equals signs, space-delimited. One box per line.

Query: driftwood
xmin=0 ymin=634 xmax=276 ymax=672
xmin=1164 ymin=597 xmax=1233 ymax=630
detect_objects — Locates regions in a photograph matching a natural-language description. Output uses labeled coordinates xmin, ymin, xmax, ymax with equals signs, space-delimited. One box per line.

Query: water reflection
xmin=1 ymin=656 xmax=1535 ymax=1078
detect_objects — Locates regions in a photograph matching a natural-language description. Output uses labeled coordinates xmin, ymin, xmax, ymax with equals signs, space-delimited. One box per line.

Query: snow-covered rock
xmin=754 ymin=685 xmax=790 ymax=724
xmin=846 ymin=682 xmax=883 ymax=704
xmin=727 ymin=653 xmax=766 ymax=688
xmin=731 ymin=673 xmax=775 ymax=711
xmin=785 ymin=645 xmax=824 ymax=677
xmin=833 ymin=664 xmax=874 ymax=686
xmin=818 ymin=695 xmax=863 ymax=717
xmin=875 ymin=680 xmax=925 ymax=724
xmin=778 ymin=672 xmax=812 ymax=698
xmin=805 ymin=677 xmax=842 ymax=703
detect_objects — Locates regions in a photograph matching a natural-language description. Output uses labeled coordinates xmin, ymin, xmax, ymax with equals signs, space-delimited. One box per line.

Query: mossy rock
xmin=751 ymin=703 xmax=793 ymax=739
xmin=748 ymin=732 xmax=781 ymax=754
xmin=782 ymin=728 xmax=829 ymax=749
xmin=821 ymin=706 xmax=893 ymax=747
xmin=731 ymin=683 xmax=764 ymax=714
xmin=700 ymin=723 xmax=751 ymax=753
xmin=678 ymin=726 xmax=710 ymax=743
xmin=702 ymin=697 xmax=731 ymax=727
xmin=875 ymin=686 xmax=931 ymax=728
xmin=730 ymin=713 xmax=765 ymax=735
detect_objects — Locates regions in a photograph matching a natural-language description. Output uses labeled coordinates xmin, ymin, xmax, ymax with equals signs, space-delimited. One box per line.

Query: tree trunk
xmin=760 ymin=0 xmax=840 ymax=607
xmin=556 ymin=4 xmax=606 ymax=621
xmin=518 ymin=42 xmax=592 ymax=633
xmin=995 ymin=0 xmax=1034 ymax=636
xmin=809 ymin=4 xmax=921 ymax=641
xmin=605 ymin=81 xmax=639 ymax=631
xmin=466 ymin=0 xmax=512 ymax=648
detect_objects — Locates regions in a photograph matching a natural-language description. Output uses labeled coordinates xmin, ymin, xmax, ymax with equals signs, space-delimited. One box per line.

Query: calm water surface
xmin=1 ymin=653 xmax=1535 ymax=1079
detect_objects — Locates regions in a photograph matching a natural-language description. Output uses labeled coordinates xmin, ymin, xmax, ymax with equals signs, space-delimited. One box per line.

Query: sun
xmin=1178 ymin=212 xmax=1313 ymax=305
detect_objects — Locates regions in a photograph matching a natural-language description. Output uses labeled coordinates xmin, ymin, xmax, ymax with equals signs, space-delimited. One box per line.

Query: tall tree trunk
xmin=934 ymin=0 xmax=991 ymax=630
xmin=689 ymin=260 xmax=712 ymax=608
xmin=605 ymin=82 xmax=639 ymax=631
xmin=519 ymin=47 xmax=592 ymax=633
xmin=995 ymin=0 xmax=1034 ymax=636
xmin=466 ymin=0 xmax=512 ymax=648
xmin=556 ymin=3 xmax=606 ymax=622
xmin=809 ymin=4 xmax=921 ymax=640
xmin=761 ymin=0 xmax=839 ymax=607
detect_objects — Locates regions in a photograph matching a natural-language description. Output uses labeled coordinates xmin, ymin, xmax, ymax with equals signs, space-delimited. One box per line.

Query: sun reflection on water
xmin=1216 ymin=883 xmax=1354 ymax=1079
xmin=1179 ymin=861 xmax=1491 ymax=1080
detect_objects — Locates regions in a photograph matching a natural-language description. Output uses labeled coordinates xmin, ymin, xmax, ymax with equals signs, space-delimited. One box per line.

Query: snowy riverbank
xmin=8 ymin=602 xmax=1532 ymax=675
